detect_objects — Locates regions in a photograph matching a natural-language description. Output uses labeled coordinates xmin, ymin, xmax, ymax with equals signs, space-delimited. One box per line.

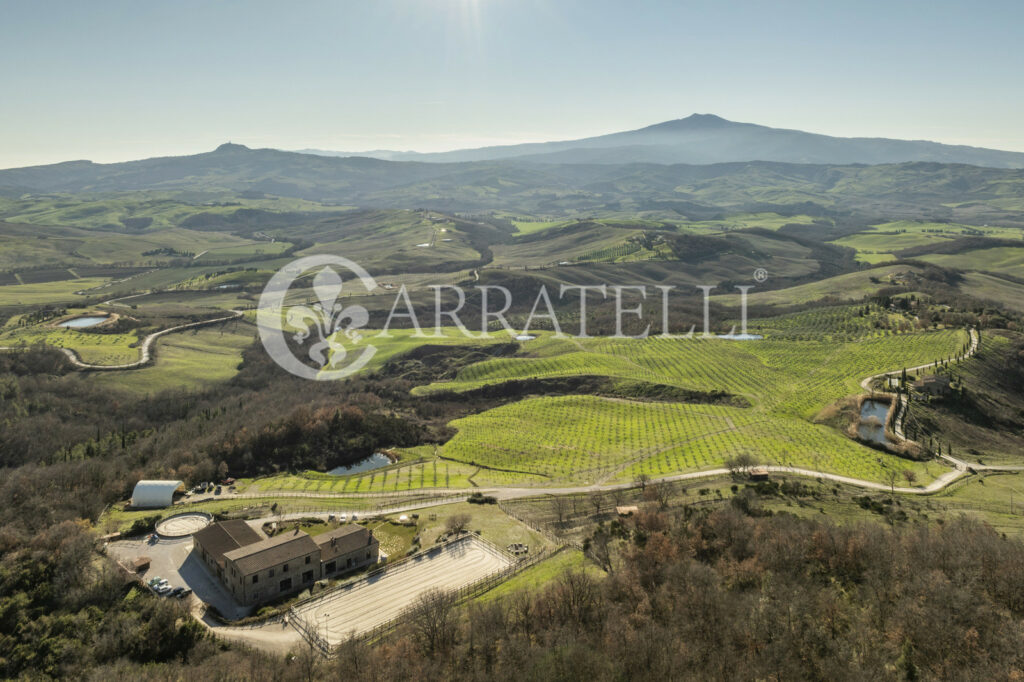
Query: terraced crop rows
xmin=425 ymin=307 xmax=967 ymax=486
xmin=247 ymin=459 xmax=480 ymax=494
xmin=443 ymin=396 xmax=738 ymax=482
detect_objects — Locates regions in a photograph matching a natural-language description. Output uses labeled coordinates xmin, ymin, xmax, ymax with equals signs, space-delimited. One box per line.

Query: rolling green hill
xmin=3 ymin=146 xmax=1024 ymax=225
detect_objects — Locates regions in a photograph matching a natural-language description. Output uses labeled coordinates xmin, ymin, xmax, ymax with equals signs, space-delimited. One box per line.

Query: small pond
xmin=328 ymin=452 xmax=392 ymax=475
xmin=515 ymin=334 xmax=536 ymax=341
xmin=857 ymin=399 xmax=891 ymax=444
xmin=58 ymin=316 xmax=108 ymax=329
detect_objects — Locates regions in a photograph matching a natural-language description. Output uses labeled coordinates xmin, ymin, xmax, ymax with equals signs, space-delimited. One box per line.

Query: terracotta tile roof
xmin=317 ymin=524 xmax=374 ymax=562
xmin=193 ymin=520 xmax=262 ymax=565
xmin=224 ymin=528 xmax=319 ymax=575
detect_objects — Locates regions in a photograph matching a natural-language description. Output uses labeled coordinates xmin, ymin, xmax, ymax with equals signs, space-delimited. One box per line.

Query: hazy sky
xmin=1 ymin=0 xmax=1022 ymax=168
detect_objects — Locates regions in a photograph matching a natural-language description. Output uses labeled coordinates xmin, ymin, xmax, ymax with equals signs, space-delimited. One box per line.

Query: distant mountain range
xmin=2 ymin=118 xmax=1024 ymax=226
xmin=296 ymin=114 xmax=1024 ymax=168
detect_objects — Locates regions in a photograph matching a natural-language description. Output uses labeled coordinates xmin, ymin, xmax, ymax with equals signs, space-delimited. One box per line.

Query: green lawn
xmin=931 ymin=473 xmax=1024 ymax=537
xmin=479 ymin=549 xmax=597 ymax=602
xmin=414 ymin=501 xmax=554 ymax=552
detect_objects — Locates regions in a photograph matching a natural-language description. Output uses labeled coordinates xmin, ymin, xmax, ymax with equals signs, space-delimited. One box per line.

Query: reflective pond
xmin=58 ymin=316 xmax=108 ymax=328
xmin=328 ymin=452 xmax=392 ymax=475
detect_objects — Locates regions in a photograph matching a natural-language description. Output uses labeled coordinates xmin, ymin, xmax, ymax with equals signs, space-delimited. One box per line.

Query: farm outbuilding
xmin=130 ymin=480 xmax=185 ymax=508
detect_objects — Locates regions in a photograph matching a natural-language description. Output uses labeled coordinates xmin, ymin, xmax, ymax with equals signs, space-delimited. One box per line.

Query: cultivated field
xmin=410 ymin=307 xmax=968 ymax=486
xmin=0 ymin=315 xmax=141 ymax=365
xmin=87 ymin=323 xmax=254 ymax=393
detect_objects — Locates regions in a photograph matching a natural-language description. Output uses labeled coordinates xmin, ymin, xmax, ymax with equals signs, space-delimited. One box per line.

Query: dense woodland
xmin=7 ymin=506 xmax=1024 ymax=680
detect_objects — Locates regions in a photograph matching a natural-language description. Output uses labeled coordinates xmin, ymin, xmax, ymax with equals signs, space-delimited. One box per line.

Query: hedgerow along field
xmin=406 ymin=306 xmax=968 ymax=486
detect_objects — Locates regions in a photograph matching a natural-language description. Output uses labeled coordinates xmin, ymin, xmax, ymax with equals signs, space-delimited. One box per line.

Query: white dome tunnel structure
xmin=130 ymin=480 xmax=185 ymax=509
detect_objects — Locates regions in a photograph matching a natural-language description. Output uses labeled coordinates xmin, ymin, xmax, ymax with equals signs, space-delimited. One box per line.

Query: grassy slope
xmin=918 ymin=247 xmax=1024 ymax=278
xmin=86 ymin=322 xmax=254 ymax=394
xmin=903 ymin=330 xmax=1024 ymax=466
xmin=959 ymin=273 xmax=1024 ymax=313
xmin=0 ymin=278 xmax=111 ymax=306
xmin=712 ymin=264 xmax=923 ymax=306
xmin=0 ymin=192 xmax=344 ymax=232
xmin=827 ymin=220 xmax=1022 ymax=264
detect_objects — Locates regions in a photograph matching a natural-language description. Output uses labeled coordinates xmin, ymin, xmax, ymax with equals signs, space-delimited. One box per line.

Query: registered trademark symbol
xmin=753 ymin=268 xmax=768 ymax=283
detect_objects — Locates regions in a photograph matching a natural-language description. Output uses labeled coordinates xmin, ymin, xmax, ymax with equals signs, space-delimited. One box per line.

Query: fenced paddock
xmin=289 ymin=535 xmax=518 ymax=651
xmin=155 ymin=512 xmax=212 ymax=537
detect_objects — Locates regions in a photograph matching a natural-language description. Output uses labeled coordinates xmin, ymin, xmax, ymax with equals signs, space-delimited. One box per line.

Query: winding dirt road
xmin=1 ymin=310 xmax=244 ymax=370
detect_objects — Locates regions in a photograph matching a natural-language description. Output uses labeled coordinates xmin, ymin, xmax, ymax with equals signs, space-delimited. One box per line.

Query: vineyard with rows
xmin=0 ymin=324 xmax=140 ymax=365
xmin=245 ymin=458 xmax=481 ymax=494
xmin=424 ymin=307 xmax=968 ymax=486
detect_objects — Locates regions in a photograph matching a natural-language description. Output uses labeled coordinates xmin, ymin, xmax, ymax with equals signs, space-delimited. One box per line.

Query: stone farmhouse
xmin=192 ymin=520 xmax=379 ymax=605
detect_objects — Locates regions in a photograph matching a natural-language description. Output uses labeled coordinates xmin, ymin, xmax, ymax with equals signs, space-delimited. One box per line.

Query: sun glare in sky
xmin=0 ymin=0 xmax=1022 ymax=167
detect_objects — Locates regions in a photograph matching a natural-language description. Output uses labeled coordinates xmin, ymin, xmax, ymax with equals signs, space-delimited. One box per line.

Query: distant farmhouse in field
xmin=192 ymin=520 xmax=379 ymax=605
xmin=913 ymin=374 xmax=952 ymax=396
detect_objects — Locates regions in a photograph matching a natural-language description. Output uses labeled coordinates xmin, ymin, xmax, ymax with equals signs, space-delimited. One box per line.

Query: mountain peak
xmin=214 ymin=142 xmax=250 ymax=153
xmin=682 ymin=113 xmax=728 ymax=124
xmin=640 ymin=114 xmax=738 ymax=133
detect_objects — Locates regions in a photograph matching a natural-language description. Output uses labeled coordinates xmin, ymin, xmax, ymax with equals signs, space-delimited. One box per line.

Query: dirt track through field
xmin=0 ymin=310 xmax=244 ymax=370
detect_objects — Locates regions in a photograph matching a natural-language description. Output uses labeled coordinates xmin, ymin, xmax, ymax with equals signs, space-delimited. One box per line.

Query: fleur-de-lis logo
xmin=286 ymin=267 xmax=369 ymax=369
xmin=258 ymin=256 xmax=378 ymax=381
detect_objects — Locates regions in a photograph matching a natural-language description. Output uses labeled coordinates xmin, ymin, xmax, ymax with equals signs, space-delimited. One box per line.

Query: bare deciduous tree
xmin=550 ymin=495 xmax=570 ymax=528
xmin=408 ymin=588 xmax=458 ymax=656
xmin=445 ymin=513 xmax=471 ymax=536
xmin=724 ymin=452 xmax=757 ymax=475
xmin=586 ymin=528 xmax=615 ymax=573
xmin=555 ymin=570 xmax=599 ymax=628
xmin=884 ymin=469 xmax=899 ymax=496
xmin=645 ymin=481 xmax=671 ymax=510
